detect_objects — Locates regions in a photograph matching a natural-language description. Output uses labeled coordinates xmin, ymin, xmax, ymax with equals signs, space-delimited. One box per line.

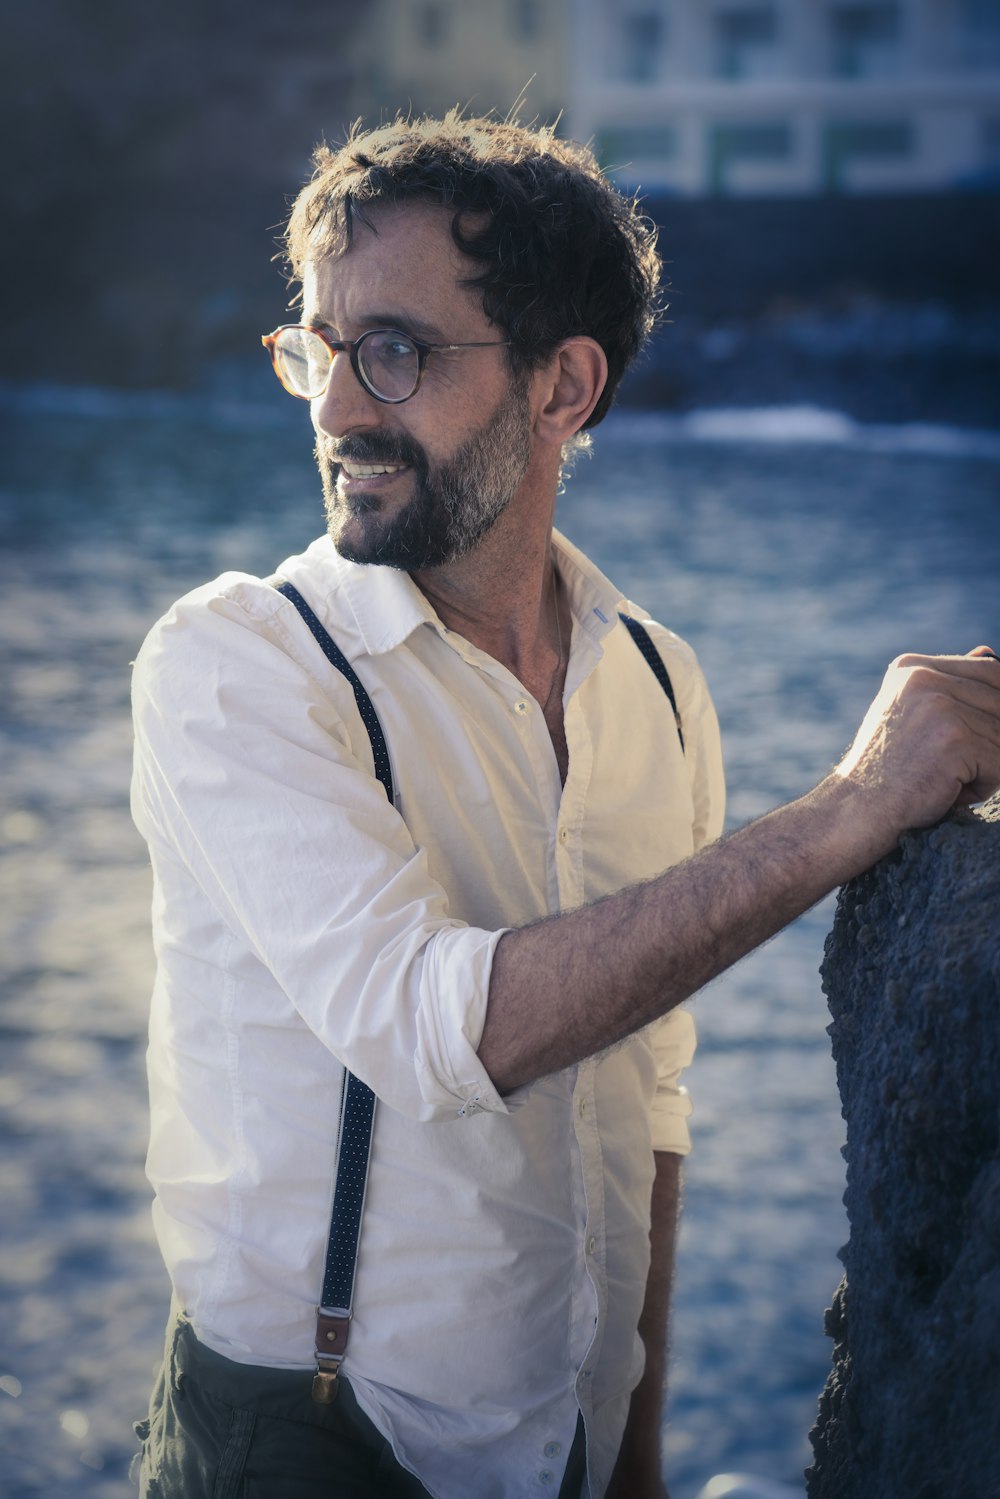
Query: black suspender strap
xmin=275 ymin=581 xmax=395 ymax=799
xmin=618 ymin=612 xmax=685 ymax=753
xmin=312 ymin=1071 xmax=376 ymax=1402
xmin=273 ymin=578 xmax=389 ymax=1404
xmin=271 ymin=580 xmax=683 ymax=1404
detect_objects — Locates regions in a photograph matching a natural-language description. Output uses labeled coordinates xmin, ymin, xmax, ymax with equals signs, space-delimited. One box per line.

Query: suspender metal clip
xmin=311 ymin=1363 xmax=342 ymax=1404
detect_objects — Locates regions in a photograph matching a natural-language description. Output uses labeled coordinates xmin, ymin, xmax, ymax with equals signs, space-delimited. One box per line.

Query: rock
xmin=807 ymin=795 xmax=1000 ymax=1499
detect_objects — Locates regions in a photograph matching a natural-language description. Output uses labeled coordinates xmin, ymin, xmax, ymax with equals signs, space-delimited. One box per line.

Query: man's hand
xmin=834 ymin=646 xmax=1000 ymax=837
xmin=481 ymin=646 xmax=1000 ymax=1097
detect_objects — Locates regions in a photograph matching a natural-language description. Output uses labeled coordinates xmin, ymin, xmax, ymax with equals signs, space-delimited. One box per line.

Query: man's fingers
xmin=891 ymin=652 xmax=1000 ymax=721
xmin=838 ymin=646 xmax=1000 ymax=826
xmin=893 ymin=647 xmax=1000 ymax=677
xmin=963 ymin=710 xmax=1000 ymax=789
xmin=933 ymin=696 xmax=1000 ymax=807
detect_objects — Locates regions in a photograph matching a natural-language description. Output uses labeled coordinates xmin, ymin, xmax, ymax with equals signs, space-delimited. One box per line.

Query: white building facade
xmin=568 ymin=0 xmax=1000 ymax=194
xmin=355 ymin=0 xmax=569 ymax=136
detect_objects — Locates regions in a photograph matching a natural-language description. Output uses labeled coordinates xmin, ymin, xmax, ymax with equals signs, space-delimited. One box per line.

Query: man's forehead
xmin=302 ymin=201 xmax=483 ymax=319
xmin=309 ymin=200 xmax=461 ymax=272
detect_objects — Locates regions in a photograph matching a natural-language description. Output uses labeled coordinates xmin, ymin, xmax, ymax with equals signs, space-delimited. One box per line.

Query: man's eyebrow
xmin=304 ymin=310 xmax=447 ymax=342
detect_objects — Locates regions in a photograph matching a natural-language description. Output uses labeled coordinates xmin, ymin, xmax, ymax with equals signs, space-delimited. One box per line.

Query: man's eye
xmin=384 ymin=338 xmax=415 ymax=359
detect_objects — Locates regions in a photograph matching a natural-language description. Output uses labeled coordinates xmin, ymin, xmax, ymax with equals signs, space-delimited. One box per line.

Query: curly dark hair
xmin=283 ymin=110 xmax=664 ymax=429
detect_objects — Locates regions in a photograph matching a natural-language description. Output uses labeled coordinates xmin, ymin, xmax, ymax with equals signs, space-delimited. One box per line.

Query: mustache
xmin=316 ymin=432 xmax=428 ymax=472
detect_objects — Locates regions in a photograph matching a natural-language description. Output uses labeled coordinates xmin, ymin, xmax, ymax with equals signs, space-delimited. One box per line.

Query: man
xmin=130 ymin=112 xmax=1000 ymax=1499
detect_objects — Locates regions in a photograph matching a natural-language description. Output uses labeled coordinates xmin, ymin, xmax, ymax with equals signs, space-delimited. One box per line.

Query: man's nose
xmin=311 ymin=348 xmax=381 ymax=439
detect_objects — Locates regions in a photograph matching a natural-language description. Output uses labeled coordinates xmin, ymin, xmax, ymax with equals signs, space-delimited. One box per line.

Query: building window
xmin=416 ymin=2 xmax=449 ymax=48
xmin=619 ymin=11 xmax=666 ymax=83
xmin=713 ymin=6 xmax=779 ymax=79
xmin=823 ymin=120 xmax=913 ymax=190
xmin=961 ymin=0 xmax=1000 ymax=68
xmin=511 ymin=0 xmax=542 ymax=42
xmin=597 ymin=124 xmax=678 ymax=172
xmin=712 ymin=121 xmax=792 ymax=159
xmin=829 ymin=4 xmax=901 ymax=78
xmin=709 ymin=121 xmax=792 ymax=192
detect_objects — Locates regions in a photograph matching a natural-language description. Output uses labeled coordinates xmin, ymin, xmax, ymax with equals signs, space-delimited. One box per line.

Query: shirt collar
xmin=550 ymin=529 xmax=628 ymax=651
xmin=289 ymin=535 xmax=439 ymax=658
xmin=286 ymin=529 xmax=628 ymax=661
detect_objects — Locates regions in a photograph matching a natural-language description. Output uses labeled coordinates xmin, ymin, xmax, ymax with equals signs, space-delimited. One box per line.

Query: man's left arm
xmin=607 ymin=1150 xmax=682 ymax=1499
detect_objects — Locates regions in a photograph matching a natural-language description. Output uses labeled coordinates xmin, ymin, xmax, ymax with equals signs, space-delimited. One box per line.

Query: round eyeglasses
xmin=261 ymin=324 xmax=510 ymax=405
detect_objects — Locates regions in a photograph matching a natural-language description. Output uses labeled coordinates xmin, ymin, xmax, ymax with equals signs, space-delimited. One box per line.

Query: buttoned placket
xmin=439 ymin=613 xmax=611 ymax=1414
xmin=502 ymin=658 xmax=612 ymax=1440
xmin=520 ymin=1411 xmax=583 ymax=1492
xmin=546 ymin=661 xmax=609 ymax=1413
xmin=572 ymin=1054 xmax=606 ymax=1406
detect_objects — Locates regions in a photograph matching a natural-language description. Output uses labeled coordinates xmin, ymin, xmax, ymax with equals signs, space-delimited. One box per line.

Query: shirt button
xmin=539 ymin=1471 xmax=554 ymax=1485
xmin=543 ymin=1441 xmax=562 ymax=1459
xmin=558 ymin=826 xmax=569 ymax=843
xmin=587 ymin=1235 xmax=597 ymax=1255
xmin=578 ymin=1098 xmax=587 ymax=1118
xmin=514 ymin=699 xmax=530 ymax=715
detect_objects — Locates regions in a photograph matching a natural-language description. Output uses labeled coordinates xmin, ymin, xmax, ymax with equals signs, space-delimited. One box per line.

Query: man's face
xmin=303 ymin=203 xmax=534 ymax=570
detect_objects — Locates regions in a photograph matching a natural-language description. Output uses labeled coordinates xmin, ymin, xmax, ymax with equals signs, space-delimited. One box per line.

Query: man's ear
xmin=532 ymin=338 xmax=608 ymax=447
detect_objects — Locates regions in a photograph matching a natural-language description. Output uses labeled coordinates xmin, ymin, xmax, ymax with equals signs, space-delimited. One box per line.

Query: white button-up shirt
xmin=131 ymin=529 xmax=725 ymax=1499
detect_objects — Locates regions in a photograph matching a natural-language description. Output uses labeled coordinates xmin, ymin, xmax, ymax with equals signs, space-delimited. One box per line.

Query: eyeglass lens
xmin=358 ymin=332 xmax=421 ymax=400
xmin=274 ymin=328 xmax=331 ymax=398
xmin=274 ymin=328 xmax=420 ymax=402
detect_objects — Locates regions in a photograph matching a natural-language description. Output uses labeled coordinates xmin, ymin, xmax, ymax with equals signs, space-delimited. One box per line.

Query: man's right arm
xmin=134 ymin=592 xmax=998 ymax=1113
xmin=479 ymin=650 xmax=1000 ymax=1092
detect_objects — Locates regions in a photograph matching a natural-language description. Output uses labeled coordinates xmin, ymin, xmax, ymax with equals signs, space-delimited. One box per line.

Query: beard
xmin=316 ymin=376 xmax=533 ymax=570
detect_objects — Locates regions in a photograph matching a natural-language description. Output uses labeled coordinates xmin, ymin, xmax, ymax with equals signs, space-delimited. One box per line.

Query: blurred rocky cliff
xmin=809 ymin=796 xmax=1000 ymax=1498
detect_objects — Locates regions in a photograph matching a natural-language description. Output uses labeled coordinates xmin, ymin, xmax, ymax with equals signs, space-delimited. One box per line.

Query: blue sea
xmin=1 ymin=382 xmax=997 ymax=1498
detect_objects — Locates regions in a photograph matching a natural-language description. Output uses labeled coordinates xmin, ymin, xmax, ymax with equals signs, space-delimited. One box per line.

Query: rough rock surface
xmin=807 ymin=796 xmax=1000 ymax=1499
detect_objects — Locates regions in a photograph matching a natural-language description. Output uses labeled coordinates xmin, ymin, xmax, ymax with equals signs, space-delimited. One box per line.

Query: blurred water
xmin=1 ymin=389 xmax=997 ymax=1498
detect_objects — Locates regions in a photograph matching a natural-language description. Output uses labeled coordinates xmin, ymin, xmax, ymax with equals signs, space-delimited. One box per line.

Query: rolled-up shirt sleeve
xmin=131 ymin=578 xmax=511 ymax=1123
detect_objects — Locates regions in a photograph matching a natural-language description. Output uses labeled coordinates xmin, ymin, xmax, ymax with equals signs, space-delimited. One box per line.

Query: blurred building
xmin=355 ymin=0 xmax=569 ymax=128
xmin=568 ymin=0 xmax=1000 ymax=194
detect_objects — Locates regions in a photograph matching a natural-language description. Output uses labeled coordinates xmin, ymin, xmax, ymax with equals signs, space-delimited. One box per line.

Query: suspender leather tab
xmin=317 ymin=1307 xmax=351 ymax=1357
xmin=312 ymin=1306 xmax=351 ymax=1403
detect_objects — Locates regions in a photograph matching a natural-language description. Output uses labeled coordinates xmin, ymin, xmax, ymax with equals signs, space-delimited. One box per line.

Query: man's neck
xmin=409 ymin=478 xmax=571 ymax=782
xmin=408 ymin=473 xmax=562 ymax=685
xmin=418 ymin=547 xmax=571 ymax=786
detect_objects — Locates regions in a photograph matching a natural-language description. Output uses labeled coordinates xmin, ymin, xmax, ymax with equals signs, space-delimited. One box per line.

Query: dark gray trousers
xmin=134 ymin=1313 xmax=587 ymax=1498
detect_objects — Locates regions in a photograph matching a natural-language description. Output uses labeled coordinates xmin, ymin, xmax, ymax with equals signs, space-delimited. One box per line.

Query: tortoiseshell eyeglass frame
xmin=261 ymin=325 xmax=510 ymax=405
